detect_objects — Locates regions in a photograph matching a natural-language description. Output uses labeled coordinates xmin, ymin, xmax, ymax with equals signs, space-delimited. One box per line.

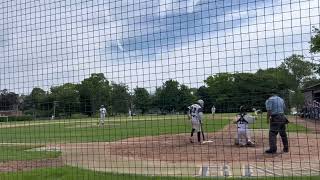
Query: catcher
xmin=234 ymin=106 xmax=255 ymax=147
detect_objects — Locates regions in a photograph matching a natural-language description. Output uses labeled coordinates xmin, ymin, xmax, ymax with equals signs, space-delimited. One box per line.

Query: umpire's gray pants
xmin=269 ymin=121 xmax=288 ymax=151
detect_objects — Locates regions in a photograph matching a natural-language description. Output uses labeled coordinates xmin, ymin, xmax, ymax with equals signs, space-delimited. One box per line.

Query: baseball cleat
xmin=246 ymin=141 xmax=255 ymax=147
xmin=265 ymin=149 xmax=277 ymax=154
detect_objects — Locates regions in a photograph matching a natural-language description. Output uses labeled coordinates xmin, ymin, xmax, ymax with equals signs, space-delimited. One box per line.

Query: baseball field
xmin=0 ymin=113 xmax=318 ymax=179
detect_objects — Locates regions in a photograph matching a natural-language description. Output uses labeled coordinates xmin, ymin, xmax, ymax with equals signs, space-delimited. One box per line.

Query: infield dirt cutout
xmin=42 ymin=123 xmax=320 ymax=177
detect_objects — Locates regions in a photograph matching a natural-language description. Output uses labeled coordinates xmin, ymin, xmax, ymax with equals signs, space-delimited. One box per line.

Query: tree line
xmin=1 ymin=27 xmax=320 ymax=118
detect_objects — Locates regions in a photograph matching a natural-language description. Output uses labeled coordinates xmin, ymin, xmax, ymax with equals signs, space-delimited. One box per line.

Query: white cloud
xmin=0 ymin=0 xmax=319 ymax=94
xmin=109 ymin=0 xmax=320 ymax=91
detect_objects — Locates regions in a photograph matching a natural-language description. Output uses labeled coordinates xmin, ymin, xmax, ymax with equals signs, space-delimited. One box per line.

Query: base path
xmin=44 ymin=124 xmax=320 ymax=177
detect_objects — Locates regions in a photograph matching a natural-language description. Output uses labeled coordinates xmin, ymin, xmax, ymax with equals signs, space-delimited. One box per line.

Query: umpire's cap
xmin=269 ymin=88 xmax=278 ymax=95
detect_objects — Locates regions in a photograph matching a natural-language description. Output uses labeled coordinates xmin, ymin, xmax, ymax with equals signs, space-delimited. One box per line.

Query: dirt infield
xmin=0 ymin=158 xmax=63 ymax=172
xmin=49 ymin=124 xmax=320 ymax=177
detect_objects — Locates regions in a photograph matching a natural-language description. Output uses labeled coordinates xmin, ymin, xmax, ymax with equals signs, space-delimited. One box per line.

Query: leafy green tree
xmin=154 ymin=80 xmax=181 ymax=112
xmin=0 ymin=89 xmax=19 ymax=111
xmin=177 ymin=84 xmax=196 ymax=112
xmin=289 ymin=89 xmax=304 ymax=110
xmin=111 ymin=83 xmax=130 ymax=114
xmin=256 ymin=68 xmax=297 ymax=90
xmin=280 ymin=55 xmax=314 ymax=85
xmin=255 ymin=68 xmax=296 ymax=109
xmin=205 ymin=73 xmax=238 ymax=112
xmin=204 ymin=70 xmax=298 ymax=112
xmin=50 ymin=83 xmax=80 ymax=117
xmin=133 ymin=87 xmax=151 ymax=114
xmin=195 ymin=86 xmax=212 ymax=112
xmin=78 ymin=73 xmax=111 ymax=116
xmin=153 ymin=80 xmax=196 ymax=113
xmin=23 ymin=87 xmax=51 ymax=117
xmin=152 ymin=87 xmax=163 ymax=112
xmin=305 ymin=28 xmax=320 ymax=80
xmin=28 ymin=88 xmax=47 ymax=110
xmin=310 ymin=27 xmax=320 ymax=54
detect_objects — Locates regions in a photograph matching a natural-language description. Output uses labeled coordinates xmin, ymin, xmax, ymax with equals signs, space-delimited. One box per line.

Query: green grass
xmin=0 ymin=114 xmax=315 ymax=179
xmin=0 ymin=115 xmax=230 ymax=143
xmin=0 ymin=114 xmax=230 ymax=165
xmin=0 ymin=145 xmax=60 ymax=162
xmin=250 ymin=116 xmax=310 ymax=133
xmin=0 ymin=166 xmax=318 ymax=180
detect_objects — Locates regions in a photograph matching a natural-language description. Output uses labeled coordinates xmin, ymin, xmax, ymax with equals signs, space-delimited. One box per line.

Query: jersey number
xmin=191 ymin=107 xmax=197 ymax=117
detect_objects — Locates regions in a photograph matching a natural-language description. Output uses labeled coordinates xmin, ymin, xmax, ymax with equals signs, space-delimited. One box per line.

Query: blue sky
xmin=0 ymin=0 xmax=319 ymax=94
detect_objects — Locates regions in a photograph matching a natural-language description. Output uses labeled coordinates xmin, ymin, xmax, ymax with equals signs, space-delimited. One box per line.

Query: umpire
xmin=265 ymin=91 xmax=289 ymax=154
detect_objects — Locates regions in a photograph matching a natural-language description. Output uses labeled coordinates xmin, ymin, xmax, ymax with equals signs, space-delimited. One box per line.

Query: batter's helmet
xmin=239 ymin=105 xmax=247 ymax=113
xmin=197 ymin=99 xmax=204 ymax=107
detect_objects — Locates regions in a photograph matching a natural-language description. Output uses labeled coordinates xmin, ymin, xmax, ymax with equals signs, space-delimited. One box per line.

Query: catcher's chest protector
xmin=237 ymin=114 xmax=249 ymax=129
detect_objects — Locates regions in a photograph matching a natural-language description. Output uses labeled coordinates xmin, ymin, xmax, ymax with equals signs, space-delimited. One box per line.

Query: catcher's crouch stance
xmin=234 ymin=108 xmax=255 ymax=147
xmin=188 ymin=99 xmax=205 ymax=144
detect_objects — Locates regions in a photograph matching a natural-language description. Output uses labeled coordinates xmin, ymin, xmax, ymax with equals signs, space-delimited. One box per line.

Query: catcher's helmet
xmin=239 ymin=105 xmax=247 ymax=112
xmin=197 ymin=99 xmax=204 ymax=107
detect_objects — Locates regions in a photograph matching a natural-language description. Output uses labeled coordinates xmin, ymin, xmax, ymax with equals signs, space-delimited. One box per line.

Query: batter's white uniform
xmin=99 ymin=107 xmax=107 ymax=126
xmin=188 ymin=104 xmax=204 ymax=132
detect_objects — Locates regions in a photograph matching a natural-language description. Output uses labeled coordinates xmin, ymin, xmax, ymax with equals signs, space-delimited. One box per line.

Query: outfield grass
xmin=0 ymin=114 xmax=310 ymax=144
xmin=0 ymin=166 xmax=318 ymax=180
xmin=0 ymin=115 xmax=230 ymax=143
xmin=0 ymin=145 xmax=60 ymax=162
xmin=250 ymin=116 xmax=310 ymax=133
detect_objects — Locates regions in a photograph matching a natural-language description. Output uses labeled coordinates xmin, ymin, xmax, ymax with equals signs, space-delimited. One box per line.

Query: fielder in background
xmin=99 ymin=105 xmax=107 ymax=127
xmin=234 ymin=106 xmax=255 ymax=147
xmin=211 ymin=105 xmax=216 ymax=119
xmin=188 ymin=99 xmax=205 ymax=144
xmin=252 ymin=108 xmax=262 ymax=116
xmin=128 ymin=108 xmax=133 ymax=119
xmin=265 ymin=91 xmax=289 ymax=154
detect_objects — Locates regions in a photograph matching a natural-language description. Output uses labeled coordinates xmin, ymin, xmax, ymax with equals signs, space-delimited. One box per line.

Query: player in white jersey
xmin=187 ymin=99 xmax=205 ymax=144
xmin=99 ymin=105 xmax=107 ymax=127
xmin=234 ymin=106 xmax=255 ymax=147
xmin=211 ymin=105 xmax=216 ymax=119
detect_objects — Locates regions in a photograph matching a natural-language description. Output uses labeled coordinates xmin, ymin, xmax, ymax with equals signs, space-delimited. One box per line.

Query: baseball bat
xmin=200 ymin=122 xmax=205 ymax=141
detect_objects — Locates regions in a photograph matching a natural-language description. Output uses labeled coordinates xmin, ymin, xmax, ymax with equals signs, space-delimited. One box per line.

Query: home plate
xmin=202 ymin=140 xmax=213 ymax=144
